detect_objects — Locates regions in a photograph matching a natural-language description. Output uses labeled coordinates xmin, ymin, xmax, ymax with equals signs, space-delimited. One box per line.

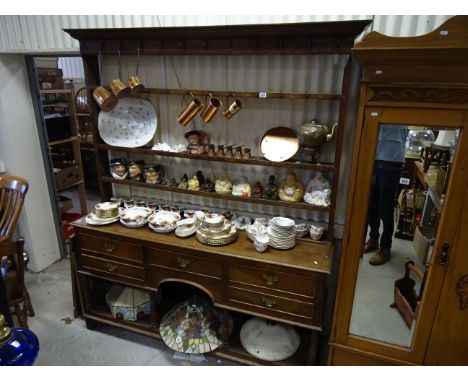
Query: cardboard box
xmin=413 ymin=225 xmax=435 ymax=265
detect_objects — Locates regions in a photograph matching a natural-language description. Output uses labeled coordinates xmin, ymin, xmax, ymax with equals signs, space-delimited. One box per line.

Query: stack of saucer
xmin=267 ymin=217 xmax=296 ymax=250
xmin=196 ymin=214 xmax=237 ymax=246
xmin=86 ymin=202 xmax=121 ymax=225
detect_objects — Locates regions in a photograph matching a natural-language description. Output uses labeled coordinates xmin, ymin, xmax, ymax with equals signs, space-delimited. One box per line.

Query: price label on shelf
xmin=258 ymin=92 xmax=267 ymax=98
xmin=399 ymin=177 xmax=410 ymax=186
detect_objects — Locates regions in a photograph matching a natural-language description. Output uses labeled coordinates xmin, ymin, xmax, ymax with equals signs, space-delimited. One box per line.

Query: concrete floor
xmin=24 ymin=258 xmax=239 ymax=366
xmin=349 ymin=235 xmax=424 ymax=348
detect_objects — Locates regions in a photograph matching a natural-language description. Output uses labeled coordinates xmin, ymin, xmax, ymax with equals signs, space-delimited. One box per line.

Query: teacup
xmin=254 ymin=239 xmax=268 ymax=253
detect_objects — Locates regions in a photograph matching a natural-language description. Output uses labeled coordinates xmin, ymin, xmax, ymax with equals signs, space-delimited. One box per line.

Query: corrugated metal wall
xmin=0 ymin=15 xmax=453 ymax=53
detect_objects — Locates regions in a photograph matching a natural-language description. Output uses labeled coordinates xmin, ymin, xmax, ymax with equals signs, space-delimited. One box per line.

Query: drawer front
xmin=55 ymin=165 xmax=81 ymax=191
xmin=80 ymin=233 xmax=143 ymax=264
xmin=80 ymin=253 xmax=145 ymax=282
xmin=228 ymin=265 xmax=316 ymax=297
xmin=228 ymin=286 xmax=315 ymax=320
xmin=147 ymin=247 xmax=221 ymax=279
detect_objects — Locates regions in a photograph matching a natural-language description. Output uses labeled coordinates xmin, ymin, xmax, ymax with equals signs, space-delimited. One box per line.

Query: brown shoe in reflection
xmin=363 ymin=239 xmax=379 ymax=253
xmin=369 ymin=249 xmax=391 ymax=266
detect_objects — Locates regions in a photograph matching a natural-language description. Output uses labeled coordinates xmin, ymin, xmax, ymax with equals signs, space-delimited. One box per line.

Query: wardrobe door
xmin=424 ymin=186 xmax=468 ymax=365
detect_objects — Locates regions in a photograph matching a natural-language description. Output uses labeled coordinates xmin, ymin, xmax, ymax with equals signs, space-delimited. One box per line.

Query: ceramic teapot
xmin=297 ymin=119 xmax=337 ymax=162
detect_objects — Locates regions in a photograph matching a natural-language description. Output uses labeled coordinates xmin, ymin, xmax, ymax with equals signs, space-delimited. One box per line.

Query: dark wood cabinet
xmin=72 ymin=218 xmax=331 ymax=365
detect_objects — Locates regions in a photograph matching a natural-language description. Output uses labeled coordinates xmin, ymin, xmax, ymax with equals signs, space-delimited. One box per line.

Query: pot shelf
xmin=142 ymin=87 xmax=342 ymax=101
xmin=101 ymin=176 xmax=330 ymax=212
xmin=97 ymin=144 xmax=335 ymax=172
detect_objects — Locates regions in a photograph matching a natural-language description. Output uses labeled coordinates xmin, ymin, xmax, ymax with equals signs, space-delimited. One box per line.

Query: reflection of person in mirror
xmin=364 ymin=125 xmax=409 ymax=266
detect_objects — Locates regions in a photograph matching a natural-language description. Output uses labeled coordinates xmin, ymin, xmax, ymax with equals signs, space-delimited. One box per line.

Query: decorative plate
xmin=149 ymin=211 xmax=181 ymax=226
xmin=98 ymin=98 xmax=157 ymax=148
xmin=175 ymin=224 xmax=197 ymax=238
xmin=149 ymin=222 xmax=177 ymax=233
xmin=240 ymin=317 xmax=300 ymax=361
xmin=85 ymin=213 xmax=119 ymax=226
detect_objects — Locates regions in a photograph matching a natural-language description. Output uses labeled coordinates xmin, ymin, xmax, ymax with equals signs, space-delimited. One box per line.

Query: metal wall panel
xmin=0 ymin=15 xmax=453 ymax=53
xmin=57 ymin=56 xmax=84 ymax=78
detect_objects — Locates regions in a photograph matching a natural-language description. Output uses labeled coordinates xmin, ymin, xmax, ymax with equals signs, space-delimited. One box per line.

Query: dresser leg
xmin=219 ymin=309 xmax=231 ymax=345
xmin=85 ymin=318 xmax=98 ymax=330
xmin=307 ymin=330 xmax=319 ymax=365
xmin=150 ymin=292 xmax=159 ymax=328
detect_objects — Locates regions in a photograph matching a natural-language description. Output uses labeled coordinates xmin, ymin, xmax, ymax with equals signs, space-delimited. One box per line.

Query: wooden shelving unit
xmin=96 ymin=143 xmax=336 ymax=172
xmin=66 ymin=19 xmax=371 ymax=366
xmin=40 ymin=87 xmax=87 ymax=215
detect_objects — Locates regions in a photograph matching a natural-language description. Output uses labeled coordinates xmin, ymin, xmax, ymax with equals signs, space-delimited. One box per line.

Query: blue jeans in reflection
xmin=366 ymin=161 xmax=403 ymax=250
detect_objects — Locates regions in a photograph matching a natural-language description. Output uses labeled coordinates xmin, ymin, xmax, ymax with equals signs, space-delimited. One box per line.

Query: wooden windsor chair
xmin=0 ymin=175 xmax=35 ymax=328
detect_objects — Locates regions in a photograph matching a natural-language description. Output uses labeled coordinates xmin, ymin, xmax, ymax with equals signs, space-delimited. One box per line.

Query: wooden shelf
xmin=49 ymin=135 xmax=78 ymax=146
xmin=57 ymin=179 xmax=84 ymax=192
xmin=97 ymin=144 xmax=335 ymax=172
xmin=102 ymin=176 xmax=329 ymax=212
xmin=84 ymin=306 xmax=310 ymax=366
xmin=143 ymin=87 xmax=341 ymax=101
xmin=40 ymin=88 xmax=72 ymax=94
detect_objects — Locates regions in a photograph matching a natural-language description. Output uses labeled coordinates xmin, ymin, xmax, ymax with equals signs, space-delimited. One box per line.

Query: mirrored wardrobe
xmin=328 ymin=16 xmax=468 ymax=365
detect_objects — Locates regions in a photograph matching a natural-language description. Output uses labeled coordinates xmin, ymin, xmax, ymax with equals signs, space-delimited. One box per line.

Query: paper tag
xmin=258 ymin=92 xmax=267 ymax=98
xmin=440 ymin=30 xmax=448 ymax=36
xmin=371 ymin=112 xmax=379 ymax=117
xmin=375 ymin=69 xmax=383 ymax=75
xmin=399 ymin=177 xmax=410 ymax=186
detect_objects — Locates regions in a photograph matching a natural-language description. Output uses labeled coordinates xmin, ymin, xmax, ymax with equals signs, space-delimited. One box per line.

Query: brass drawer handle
xmin=106 ymin=263 xmax=117 ymax=272
xmin=176 ymin=257 xmax=190 ymax=268
xmin=263 ymin=273 xmax=278 ymax=286
xmin=262 ymin=296 xmax=277 ymax=308
xmin=104 ymin=242 xmax=117 ymax=252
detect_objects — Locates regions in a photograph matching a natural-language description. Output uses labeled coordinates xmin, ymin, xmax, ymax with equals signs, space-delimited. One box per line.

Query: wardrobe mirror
xmin=349 ymin=123 xmax=459 ymax=348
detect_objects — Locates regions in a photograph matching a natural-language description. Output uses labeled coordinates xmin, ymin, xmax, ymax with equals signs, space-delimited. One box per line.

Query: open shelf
xmin=142 ymin=87 xmax=342 ymax=101
xmin=49 ymin=135 xmax=78 ymax=146
xmin=40 ymin=88 xmax=72 ymax=94
xmin=84 ymin=305 xmax=311 ymax=366
xmin=97 ymin=143 xmax=335 ymax=172
xmin=102 ymin=176 xmax=330 ymax=212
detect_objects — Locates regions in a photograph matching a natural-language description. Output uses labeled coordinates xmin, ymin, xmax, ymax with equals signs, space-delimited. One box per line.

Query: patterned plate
xmin=98 ymin=98 xmax=157 ymax=147
xmin=85 ymin=213 xmax=119 ymax=226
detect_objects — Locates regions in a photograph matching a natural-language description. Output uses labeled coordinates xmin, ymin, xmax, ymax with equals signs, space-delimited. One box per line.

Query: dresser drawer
xmin=80 ymin=233 xmax=143 ymax=264
xmin=228 ymin=265 xmax=316 ymax=298
xmin=228 ymin=286 xmax=315 ymax=319
xmin=80 ymin=253 xmax=145 ymax=282
xmin=147 ymin=247 xmax=221 ymax=279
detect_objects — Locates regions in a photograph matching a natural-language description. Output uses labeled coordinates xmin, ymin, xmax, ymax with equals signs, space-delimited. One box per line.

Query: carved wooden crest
xmin=369 ymin=87 xmax=468 ymax=104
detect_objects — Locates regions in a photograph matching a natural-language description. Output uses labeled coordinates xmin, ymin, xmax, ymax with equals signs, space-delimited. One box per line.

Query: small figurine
xmin=178 ymin=174 xmax=189 ymax=189
xmin=185 ymin=130 xmax=210 ymax=155
xmin=278 ymin=172 xmax=305 ymax=202
xmin=232 ymin=177 xmax=252 ymax=198
xmin=215 ymin=174 xmax=233 ymax=195
xmin=188 ymin=175 xmax=200 ymax=191
xmin=196 ymin=170 xmax=205 ymax=186
xmin=109 ymin=158 xmax=128 ymax=180
xmin=304 ymin=173 xmax=332 ymax=206
xmin=234 ymin=146 xmax=243 ymax=159
xmin=169 ymin=178 xmax=178 ymax=188
xmin=200 ymin=178 xmax=215 ymax=192
xmin=252 ymin=181 xmax=263 ymax=198
xmin=262 ymin=175 xmax=278 ymax=200
xmin=128 ymin=160 xmax=145 ymax=182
